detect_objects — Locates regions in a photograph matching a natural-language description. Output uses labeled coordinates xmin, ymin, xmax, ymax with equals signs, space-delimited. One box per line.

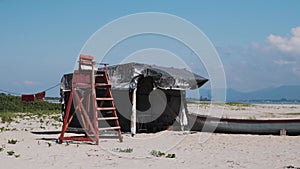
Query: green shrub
xmin=8 ymin=139 xmax=18 ymax=144
xmin=113 ymin=148 xmax=133 ymax=153
xmin=150 ymin=150 xmax=165 ymax=157
xmin=226 ymin=102 xmax=251 ymax=107
xmin=7 ymin=150 xmax=15 ymax=156
xmin=0 ymin=94 xmax=60 ymax=123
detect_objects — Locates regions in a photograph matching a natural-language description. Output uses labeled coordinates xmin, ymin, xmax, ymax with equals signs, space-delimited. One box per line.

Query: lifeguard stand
xmin=58 ymin=54 xmax=123 ymax=145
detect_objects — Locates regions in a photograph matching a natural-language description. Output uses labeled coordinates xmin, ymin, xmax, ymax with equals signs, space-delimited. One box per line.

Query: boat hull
xmin=188 ymin=113 xmax=300 ymax=135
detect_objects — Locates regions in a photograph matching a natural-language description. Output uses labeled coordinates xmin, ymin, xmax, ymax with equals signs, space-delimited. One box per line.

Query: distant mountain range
xmin=199 ymin=85 xmax=300 ymax=102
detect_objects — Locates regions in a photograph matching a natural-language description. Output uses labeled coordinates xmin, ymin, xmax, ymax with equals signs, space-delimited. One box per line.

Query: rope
xmin=0 ymin=82 xmax=60 ymax=96
xmin=44 ymin=83 xmax=60 ymax=92
xmin=0 ymin=89 xmax=21 ymax=96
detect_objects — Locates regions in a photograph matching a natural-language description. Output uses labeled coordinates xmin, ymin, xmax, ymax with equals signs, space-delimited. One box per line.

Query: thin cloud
xmin=292 ymin=67 xmax=300 ymax=77
xmin=218 ymin=27 xmax=300 ymax=91
xmin=274 ymin=60 xmax=296 ymax=65
xmin=23 ymin=80 xmax=38 ymax=85
xmin=267 ymin=26 xmax=300 ymax=54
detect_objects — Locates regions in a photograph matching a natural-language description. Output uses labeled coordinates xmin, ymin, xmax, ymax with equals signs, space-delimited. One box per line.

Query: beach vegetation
xmin=14 ymin=154 xmax=21 ymax=158
xmin=8 ymin=139 xmax=18 ymax=144
xmin=166 ymin=153 xmax=176 ymax=158
xmin=113 ymin=148 xmax=133 ymax=153
xmin=0 ymin=145 xmax=5 ymax=152
xmin=150 ymin=150 xmax=176 ymax=158
xmin=150 ymin=150 xmax=165 ymax=157
xmin=0 ymin=94 xmax=60 ymax=123
xmin=226 ymin=102 xmax=251 ymax=107
xmin=51 ymin=115 xmax=61 ymax=122
xmin=7 ymin=150 xmax=15 ymax=156
xmin=47 ymin=142 xmax=52 ymax=147
xmin=285 ymin=112 xmax=300 ymax=116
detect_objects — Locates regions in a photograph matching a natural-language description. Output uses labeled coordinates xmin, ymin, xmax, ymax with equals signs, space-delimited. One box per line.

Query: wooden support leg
xmin=58 ymin=92 xmax=73 ymax=144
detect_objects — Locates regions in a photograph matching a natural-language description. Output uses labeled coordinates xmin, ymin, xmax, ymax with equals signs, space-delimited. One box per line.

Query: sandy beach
xmin=188 ymin=103 xmax=300 ymax=119
xmin=1 ymin=104 xmax=300 ymax=169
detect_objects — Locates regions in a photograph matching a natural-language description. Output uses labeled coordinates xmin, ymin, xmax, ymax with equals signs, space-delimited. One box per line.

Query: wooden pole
xmin=131 ymin=87 xmax=137 ymax=136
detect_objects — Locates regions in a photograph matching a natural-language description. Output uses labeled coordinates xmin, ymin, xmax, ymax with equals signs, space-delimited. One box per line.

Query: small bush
xmin=7 ymin=150 xmax=15 ymax=156
xmin=113 ymin=148 xmax=133 ymax=153
xmin=226 ymin=102 xmax=251 ymax=107
xmin=150 ymin=150 xmax=176 ymax=158
xmin=0 ymin=146 xmax=4 ymax=152
xmin=166 ymin=153 xmax=176 ymax=158
xmin=14 ymin=154 xmax=21 ymax=158
xmin=8 ymin=139 xmax=18 ymax=144
xmin=150 ymin=150 xmax=165 ymax=157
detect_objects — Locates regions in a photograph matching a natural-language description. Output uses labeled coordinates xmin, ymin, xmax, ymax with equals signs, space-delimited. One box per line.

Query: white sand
xmin=188 ymin=104 xmax=300 ymax=119
xmin=0 ymin=105 xmax=300 ymax=169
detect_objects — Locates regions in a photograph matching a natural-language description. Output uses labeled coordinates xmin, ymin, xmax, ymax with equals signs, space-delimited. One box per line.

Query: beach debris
xmin=112 ymin=148 xmax=133 ymax=153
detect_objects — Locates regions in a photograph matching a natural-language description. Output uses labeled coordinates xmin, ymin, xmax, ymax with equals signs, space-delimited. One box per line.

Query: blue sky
xmin=0 ymin=1 xmax=300 ymax=96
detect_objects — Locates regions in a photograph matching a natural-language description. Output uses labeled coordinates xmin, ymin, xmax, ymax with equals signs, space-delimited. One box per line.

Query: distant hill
xmin=199 ymin=85 xmax=300 ymax=102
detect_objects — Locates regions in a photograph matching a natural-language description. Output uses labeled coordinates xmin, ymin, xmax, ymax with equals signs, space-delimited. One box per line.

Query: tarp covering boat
xmin=61 ymin=62 xmax=208 ymax=91
xmin=102 ymin=62 xmax=208 ymax=90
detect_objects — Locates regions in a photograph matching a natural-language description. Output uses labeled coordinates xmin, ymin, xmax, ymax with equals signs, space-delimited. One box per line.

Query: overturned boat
xmin=188 ymin=113 xmax=300 ymax=135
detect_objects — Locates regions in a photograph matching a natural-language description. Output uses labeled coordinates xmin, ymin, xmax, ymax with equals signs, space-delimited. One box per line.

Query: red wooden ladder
xmin=58 ymin=54 xmax=123 ymax=145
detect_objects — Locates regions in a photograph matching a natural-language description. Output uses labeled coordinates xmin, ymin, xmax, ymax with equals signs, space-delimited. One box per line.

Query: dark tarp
xmin=61 ymin=62 xmax=208 ymax=91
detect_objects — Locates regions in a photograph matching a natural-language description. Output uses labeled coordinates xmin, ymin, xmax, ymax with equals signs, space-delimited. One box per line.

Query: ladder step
xmin=96 ymin=70 xmax=106 ymax=73
xmin=79 ymin=60 xmax=93 ymax=65
xmin=79 ymin=54 xmax=94 ymax=60
xmin=96 ymin=98 xmax=114 ymax=101
xmin=97 ymin=107 xmax=116 ymax=111
xmin=99 ymin=126 xmax=120 ymax=131
xmin=98 ymin=117 xmax=118 ymax=120
xmin=73 ymin=84 xmax=92 ymax=88
xmin=95 ymin=83 xmax=111 ymax=88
